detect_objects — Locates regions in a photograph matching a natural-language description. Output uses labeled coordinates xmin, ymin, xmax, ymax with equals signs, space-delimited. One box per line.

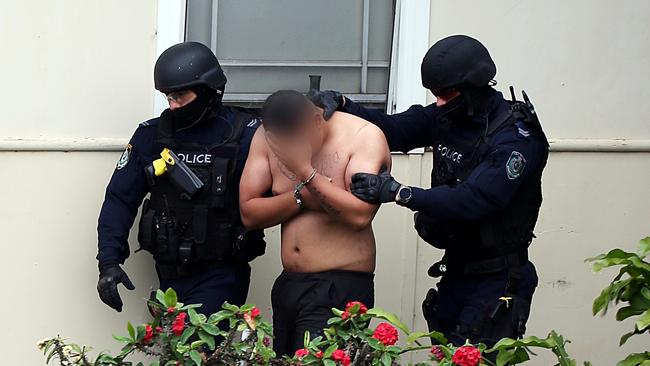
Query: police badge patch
xmin=116 ymin=144 xmax=132 ymax=170
xmin=506 ymin=151 xmax=526 ymax=180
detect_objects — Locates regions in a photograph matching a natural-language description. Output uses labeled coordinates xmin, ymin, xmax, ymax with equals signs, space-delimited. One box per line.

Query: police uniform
xmin=97 ymin=105 xmax=264 ymax=316
xmin=342 ymin=87 xmax=548 ymax=346
xmin=95 ymin=41 xmax=266 ymax=315
xmin=308 ymin=35 xmax=549 ymax=347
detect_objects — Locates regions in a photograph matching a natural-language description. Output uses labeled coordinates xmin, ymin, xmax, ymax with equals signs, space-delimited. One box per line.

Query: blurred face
xmin=433 ymin=88 xmax=461 ymax=107
xmin=165 ymin=90 xmax=197 ymax=110
xmin=271 ymin=106 xmax=325 ymax=152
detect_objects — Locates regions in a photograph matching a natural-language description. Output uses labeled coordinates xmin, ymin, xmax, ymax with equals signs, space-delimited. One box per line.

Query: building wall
xmin=1 ymin=1 xmax=649 ymax=365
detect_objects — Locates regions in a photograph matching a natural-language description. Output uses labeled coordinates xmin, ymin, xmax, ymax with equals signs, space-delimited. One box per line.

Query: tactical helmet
xmin=421 ymin=35 xmax=496 ymax=92
xmin=154 ymin=42 xmax=227 ymax=94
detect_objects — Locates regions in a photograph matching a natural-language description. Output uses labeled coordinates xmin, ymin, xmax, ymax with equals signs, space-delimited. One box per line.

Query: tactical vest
xmin=423 ymin=99 xmax=549 ymax=261
xmin=137 ymin=109 xmax=265 ymax=266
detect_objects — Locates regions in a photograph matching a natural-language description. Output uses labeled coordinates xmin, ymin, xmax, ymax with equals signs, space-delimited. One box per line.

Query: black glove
xmin=351 ymin=169 xmax=401 ymax=204
xmin=306 ymin=89 xmax=344 ymax=120
xmin=97 ymin=264 xmax=135 ymax=312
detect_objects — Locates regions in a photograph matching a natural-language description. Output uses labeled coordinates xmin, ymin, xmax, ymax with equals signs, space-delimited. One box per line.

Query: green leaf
xmin=407 ymin=331 xmax=448 ymax=345
xmin=155 ymin=289 xmax=166 ymax=306
xmin=635 ymin=309 xmax=650 ymax=331
xmin=366 ymin=308 xmax=411 ymax=334
xmin=179 ymin=327 xmax=196 ymax=344
xmin=127 ymin=322 xmax=135 ymax=340
xmin=323 ymin=343 xmax=338 ymax=358
xmin=198 ymin=329 xmax=215 ymax=350
xmin=201 ymin=323 xmax=220 ymax=336
xmin=188 ymin=308 xmax=201 ymax=326
xmin=323 ymin=360 xmax=336 ymax=366
xmin=303 ymin=330 xmax=310 ymax=348
xmin=638 ymin=237 xmax=650 ymax=257
xmin=619 ymin=329 xmax=639 ymax=346
xmin=112 ymin=334 xmax=133 ymax=344
xmin=616 ymin=306 xmax=645 ymax=321
xmin=616 ymin=352 xmax=650 ymax=366
xmin=135 ymin=325 xmax=146 ymax=342
xmin=189 ymin=350 xmax=202 ymax=366
xmin=208 ymin=310 xmax=233 ymax=324
xmin=164 ymin=288 xmax=178 ymax=308
xmin=221 ymin=302 xmax=240 ymax=312
xmin=381 ymin=352 xmax=392 ymax=366
xmin=495 ymin=349 xmax=516 ymax=366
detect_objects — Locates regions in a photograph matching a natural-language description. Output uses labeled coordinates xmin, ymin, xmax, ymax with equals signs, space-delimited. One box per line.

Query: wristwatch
xmin=395 ymin=185 xmax=413 ymax=206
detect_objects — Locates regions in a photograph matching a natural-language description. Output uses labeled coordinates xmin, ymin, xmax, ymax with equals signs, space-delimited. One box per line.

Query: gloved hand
xmin=97 ymin=264 xmax=135 ymax=312
xmin=306 ymin=89 xmax=344 ymax=120
xmin=351 ymin=169 xmax=401 ymax=204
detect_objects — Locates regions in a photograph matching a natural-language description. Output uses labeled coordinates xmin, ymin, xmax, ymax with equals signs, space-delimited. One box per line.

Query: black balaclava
xmin=438 ymin=86 xmax=495 ymax=126
xmin=169 ymin=86 xmax=224 ymax=131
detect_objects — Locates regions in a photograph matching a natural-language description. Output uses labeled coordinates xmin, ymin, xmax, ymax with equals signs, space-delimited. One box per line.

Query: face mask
xmin=170 ymin=89 xmax=222 ymax=131
xmin=438 ymin=94 xmax=469 ymax=126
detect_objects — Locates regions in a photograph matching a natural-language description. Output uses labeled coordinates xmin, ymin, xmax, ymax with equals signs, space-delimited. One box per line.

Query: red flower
xmin=345 ymin=301 xmax=368 ymax=314
xmin=372 ymin=322 xmax=399 ymax=346
xmin=250 ymin=306 xmax=261 ymax=319
xmin=294 ymin=348 xmax=309 ymax=359
xmin=172 ymin=312 xmax=187 ymax=336
xmin=331 ymin=349 xmax=351 ymax=366
xmin=155 ymin=326 xmax=163 ymax=333
xmin=315 ymin=350 xmax=323 ymax=359
xmin=341 ymin=301 xmax=368 ymax=320
xmin=263 ymin=336 xmax=271 ymax=347
xmin=167 ymin=307 xmax=176 ymax=314
xmin=451 ymin=345 xmax=482 ymax=366
xmin=430 ymin=345 xmax=445 ymax=361
xmin=143 ymin=325 xmax=154 ymax=344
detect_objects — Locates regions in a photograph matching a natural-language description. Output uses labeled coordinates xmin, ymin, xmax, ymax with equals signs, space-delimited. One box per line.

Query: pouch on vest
xmin=211 ymin=157 xmax=229 ymax=209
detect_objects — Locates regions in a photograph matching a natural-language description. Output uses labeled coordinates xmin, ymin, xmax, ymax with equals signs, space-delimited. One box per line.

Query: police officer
xmin=96 ymin=42 xmax=265 ymax=315
xmin=309 ymin=35 xmax=548 ymax=347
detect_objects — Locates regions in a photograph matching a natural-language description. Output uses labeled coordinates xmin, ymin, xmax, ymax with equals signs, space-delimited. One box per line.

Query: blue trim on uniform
xmin=96 ymin=107 xmax=259 ymax=266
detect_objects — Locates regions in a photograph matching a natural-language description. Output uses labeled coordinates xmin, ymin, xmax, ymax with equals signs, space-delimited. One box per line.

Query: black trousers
xmin=271 ymin=270 xmax=374 ymax=356
xmin=158 ymin=263 xmax=251 ymax=316
xmin=423 ymin=261 xmax=538 ymax=347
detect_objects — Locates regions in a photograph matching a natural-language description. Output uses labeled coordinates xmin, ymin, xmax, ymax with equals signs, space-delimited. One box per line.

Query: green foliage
xmin=586 ymin=237 xmax=650 ymax=365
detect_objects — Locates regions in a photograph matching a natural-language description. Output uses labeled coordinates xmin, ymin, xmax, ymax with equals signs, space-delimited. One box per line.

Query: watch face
xmin=399 ymin=187 xmax=412 ymax=202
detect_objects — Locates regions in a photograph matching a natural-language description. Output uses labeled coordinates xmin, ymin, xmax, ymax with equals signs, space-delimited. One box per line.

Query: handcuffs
xmin=294 ymin=168 xmax=318 ymax=208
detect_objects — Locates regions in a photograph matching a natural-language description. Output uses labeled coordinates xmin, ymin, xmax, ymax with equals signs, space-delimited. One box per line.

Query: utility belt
xmin=427 ymin=250 xmax=528 ymax=278
xmin=138 ymin=198 xmax=264 ymax=267
xmin=155 ymin=261 xmax=224 ymax=280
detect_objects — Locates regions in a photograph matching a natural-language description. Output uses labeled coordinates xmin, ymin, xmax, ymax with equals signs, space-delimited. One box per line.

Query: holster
xmin=467 ymin=295 xmax=531 ymax=347
xmin=422 ymin=288 xmax=440 ymax=337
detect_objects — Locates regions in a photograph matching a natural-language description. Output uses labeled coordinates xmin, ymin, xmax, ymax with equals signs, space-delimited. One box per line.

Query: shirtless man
xmin=239 ymin=90 xmax=391 ymax=356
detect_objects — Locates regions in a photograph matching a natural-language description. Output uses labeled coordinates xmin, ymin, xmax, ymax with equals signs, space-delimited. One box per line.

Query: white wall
xmin=1 ymin=0 xmax=650 ymax=365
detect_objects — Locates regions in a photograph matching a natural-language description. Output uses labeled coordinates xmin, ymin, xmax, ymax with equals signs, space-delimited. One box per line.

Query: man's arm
xmin=305 ymin=125 xmax=392 ymax=231
xmin=239 ymin=129 xmax=303 ymax=230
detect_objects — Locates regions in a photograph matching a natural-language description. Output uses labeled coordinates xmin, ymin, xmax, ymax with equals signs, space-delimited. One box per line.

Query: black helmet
xmin=154 ymin=41 xmax=227 ymax=94
xmin=421 ymin=35 xmax=496 ymax=92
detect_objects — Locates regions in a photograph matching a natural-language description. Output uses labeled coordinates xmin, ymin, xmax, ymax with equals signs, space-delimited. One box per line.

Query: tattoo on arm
xmin=310 ymin=184 xmax=341 ymax=217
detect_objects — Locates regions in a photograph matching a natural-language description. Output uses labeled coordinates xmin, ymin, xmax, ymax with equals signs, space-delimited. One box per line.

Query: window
xmin=185 ymin=0 xmax=396 ymax=110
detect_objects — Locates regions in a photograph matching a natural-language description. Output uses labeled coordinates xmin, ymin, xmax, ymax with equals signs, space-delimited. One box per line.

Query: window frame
xmin=154 ymin=0 xmax=430 ymax=153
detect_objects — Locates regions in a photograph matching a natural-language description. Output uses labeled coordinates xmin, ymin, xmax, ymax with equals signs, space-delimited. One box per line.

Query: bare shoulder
xmin=251 ymin=126 xmax=269 ymax=152
xmin=330 ymin=111 xmax=386 ymax=145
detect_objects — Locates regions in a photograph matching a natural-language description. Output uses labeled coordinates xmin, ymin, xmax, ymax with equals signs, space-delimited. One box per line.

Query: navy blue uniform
xmin=343 ymin=90 xmax=546 ymax=346
xmin=97 ymin=107 xmax=259 ymax=315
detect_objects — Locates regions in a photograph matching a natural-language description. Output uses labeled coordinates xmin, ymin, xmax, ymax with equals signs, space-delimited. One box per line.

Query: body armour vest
xmin=423 ymin=98 xmax=549 ymax=261
xmin=138 ymin=109 xmax=265 ymax=265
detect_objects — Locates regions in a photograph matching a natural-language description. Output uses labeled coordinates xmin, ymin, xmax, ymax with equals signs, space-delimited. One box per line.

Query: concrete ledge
xmin=1 ymin=137 xmax=650 ymax=152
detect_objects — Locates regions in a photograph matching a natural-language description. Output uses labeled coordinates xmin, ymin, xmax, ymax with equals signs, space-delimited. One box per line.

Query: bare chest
xmin=269 ymin=148 xmax=350 ymax=194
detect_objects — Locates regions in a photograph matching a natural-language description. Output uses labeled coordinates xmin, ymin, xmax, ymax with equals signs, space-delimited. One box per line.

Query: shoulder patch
xmin=247 ymin=118 xmax=260 ymax=128
xmin=506 ymin=151 xmax=526 ymax=180
xmin=116 ymin=144 xmax=132 ymax=170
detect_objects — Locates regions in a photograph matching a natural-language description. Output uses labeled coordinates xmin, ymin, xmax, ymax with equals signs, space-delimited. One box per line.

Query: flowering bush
xmin=45 ymin=233 xmax=650 ymax=366
xmin=38 ymin=289 xmax=590 ymax=366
